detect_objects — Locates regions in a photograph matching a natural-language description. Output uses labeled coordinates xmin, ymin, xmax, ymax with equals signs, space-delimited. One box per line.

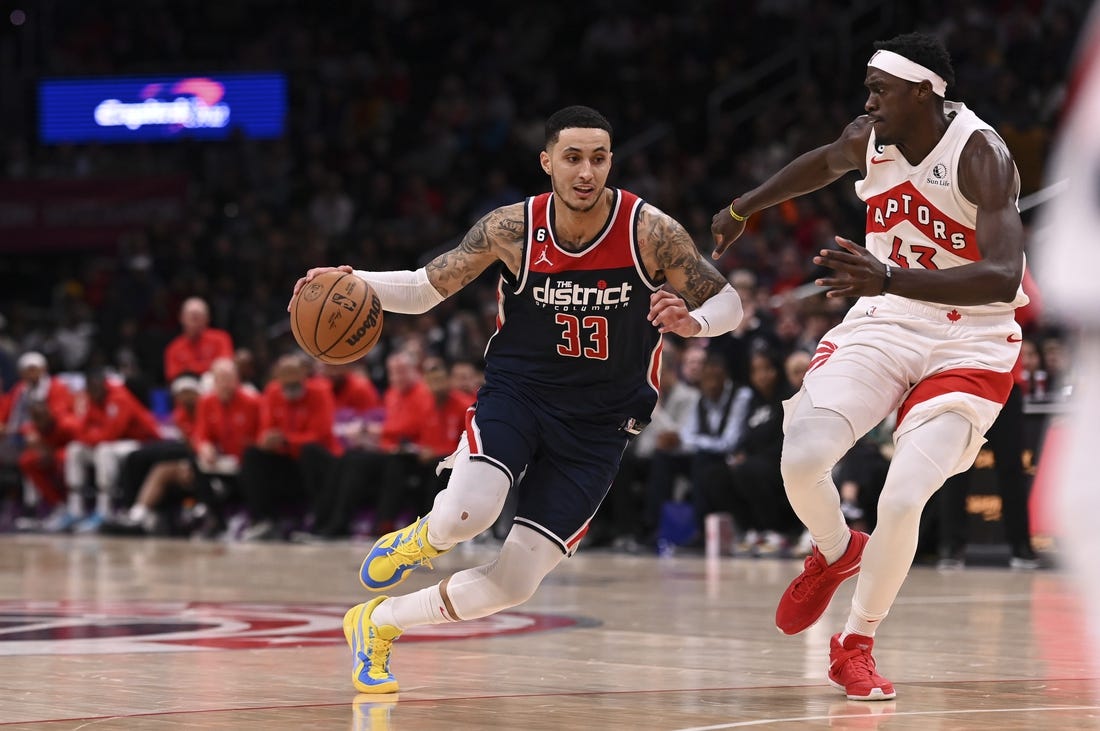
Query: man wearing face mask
xmin=238 ymin=353 xmax=341 ymax=540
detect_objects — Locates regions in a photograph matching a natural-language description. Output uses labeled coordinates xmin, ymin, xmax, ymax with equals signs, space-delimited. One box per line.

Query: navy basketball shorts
xmin=464 ymin=386 xmax=630 ymax=555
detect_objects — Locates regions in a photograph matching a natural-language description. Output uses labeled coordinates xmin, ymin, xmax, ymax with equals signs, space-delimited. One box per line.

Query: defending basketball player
xmin=706 ymin=33 xmax=1028 ymax=700
xmin=290 ymin=105 xmax=743 ymax=694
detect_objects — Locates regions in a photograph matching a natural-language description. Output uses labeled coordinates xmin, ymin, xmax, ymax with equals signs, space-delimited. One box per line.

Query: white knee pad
xmin=780 ymin=392 xmax=857 ymax=493
xmin=428 ymin=436 xmax=512 ymax=547
xmin=879 ymin=411 xmax=976 ymax=522
xmin=445 ymin=524 xmax=565 ymax=620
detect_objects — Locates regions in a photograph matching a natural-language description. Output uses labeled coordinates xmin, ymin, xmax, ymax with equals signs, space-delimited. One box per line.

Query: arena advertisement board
xmin=0 ymin=176 xmax=188 ymax=251
xmin=38 ymin=73 xmax=286 ymax=144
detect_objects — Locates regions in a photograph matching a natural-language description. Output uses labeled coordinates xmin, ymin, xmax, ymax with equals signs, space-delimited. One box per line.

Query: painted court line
xmin=672 ymin=705 xmax=1100 ymax=730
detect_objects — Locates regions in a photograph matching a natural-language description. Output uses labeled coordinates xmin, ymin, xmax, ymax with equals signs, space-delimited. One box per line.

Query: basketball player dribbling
xmin=705 ymin=32 xmax=1029 ymax=700
xmin=290 ymin=105 xmax=744 ymax=694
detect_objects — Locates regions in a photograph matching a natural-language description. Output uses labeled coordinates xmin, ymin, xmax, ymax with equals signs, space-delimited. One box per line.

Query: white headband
xmin=868 ymin=49 xmax=947 ymax=97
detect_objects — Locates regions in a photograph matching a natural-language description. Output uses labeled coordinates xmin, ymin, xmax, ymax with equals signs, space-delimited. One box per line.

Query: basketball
xmin=289 ymin=270 xmax=384 ymax=364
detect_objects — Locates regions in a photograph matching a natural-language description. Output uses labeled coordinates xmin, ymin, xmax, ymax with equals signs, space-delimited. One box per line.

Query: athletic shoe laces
xmin=834 ymin=643 xmax=876 ymax=679
xmin=789 ymin=553 xmax=827 ymax=601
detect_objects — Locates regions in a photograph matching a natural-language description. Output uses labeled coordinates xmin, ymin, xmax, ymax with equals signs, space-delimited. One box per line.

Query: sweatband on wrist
xmin=688 ymin=284 xmax=743 ymax=337
xmin=352 ymin=268 xmax=446 ymax=314
xmin=880 ymin=263 xmax=893 ymax=295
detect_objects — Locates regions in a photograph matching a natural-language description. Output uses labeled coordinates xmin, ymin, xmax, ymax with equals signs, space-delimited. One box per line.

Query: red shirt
xmin=331 ymin=372 xmax=381 ymax=413
xmin=23 ymin=412 xmax=80 ymax=450
xmin=171 ymin=405 xmax=198 ymax=442
xmin=0 ymin=377 xmax=74 ymax=429
xmin=76 ymin=383 xmax=161 ymax=445
xmin=379 ymin=381 xmax=435 ymax=452
xmin=420 ymin=390 xmax=476 ymax=457
xmin=163 ymin=328 xmax=234 ymax=382
xmin=192 ymin=388 xmax=262 ymax=458
xmin=260 ymin=379 xmax=341 ymax=457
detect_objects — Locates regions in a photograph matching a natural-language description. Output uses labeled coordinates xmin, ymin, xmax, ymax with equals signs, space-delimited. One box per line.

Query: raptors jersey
xmin=855 ymin=101 xmax=1028 ymax=316
xmin=482 ymin=188 xmax=663 ymax=422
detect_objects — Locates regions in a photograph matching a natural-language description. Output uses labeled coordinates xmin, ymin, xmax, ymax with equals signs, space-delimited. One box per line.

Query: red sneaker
xmin=828 ymin=632 xmax=896 ymax=700
xmin=775 ymin=529 xmax=868 ymax=635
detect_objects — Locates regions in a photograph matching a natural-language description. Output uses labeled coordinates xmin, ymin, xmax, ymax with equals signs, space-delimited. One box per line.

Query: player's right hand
xmin=287 ymin=265 xmax=354 ymax=311
xmin=710 ymin=204 xmax=748 ymax=260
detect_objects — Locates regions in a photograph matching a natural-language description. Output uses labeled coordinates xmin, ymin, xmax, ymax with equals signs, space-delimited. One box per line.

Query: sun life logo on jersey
xmin=532 ymin=278 xmax=633 ymax=311
xmin=927 ymin=163 xmax=950 ymax=187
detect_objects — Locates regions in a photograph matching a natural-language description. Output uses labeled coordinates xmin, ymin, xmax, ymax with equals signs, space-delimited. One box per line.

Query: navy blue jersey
xmin=482 ymin=188 xmax=663 ymax=423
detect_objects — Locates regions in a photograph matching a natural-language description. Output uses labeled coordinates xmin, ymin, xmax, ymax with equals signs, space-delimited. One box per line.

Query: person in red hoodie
xmin=18 ymin=401 xmax=80 ymax=513
xmin=406 ymin=356 xmax=476 ymax=514
xmin=114 ymin=375 xmax=203 ymax=511
xmin=163 ymin=297 xmax=234 ymax=383
xmin=105 ymin=357 xmax=263 ymax=537
xmin=54 ymin=370 xmax=162 ymax=532
xmin=0 ymin=352 xmax=74 ymax=471
xmin=306 ymin=350 xmax=437 ymax=540
xmin=321 ymin=363 xmax=382 ymax=414
xmin=239 ymin=353 xmax=340 ymax=540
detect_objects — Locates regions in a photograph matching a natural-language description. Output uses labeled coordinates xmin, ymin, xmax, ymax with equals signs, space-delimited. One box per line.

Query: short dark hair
xmin=873 ymin=32 xmax=955 ymax=89
xmin=544 ymin=105 xmax=613 ymax=148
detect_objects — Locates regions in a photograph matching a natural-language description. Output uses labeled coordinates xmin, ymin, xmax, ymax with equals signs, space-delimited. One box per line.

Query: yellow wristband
xmin=728 ymin=203 xmax=746 ymax=222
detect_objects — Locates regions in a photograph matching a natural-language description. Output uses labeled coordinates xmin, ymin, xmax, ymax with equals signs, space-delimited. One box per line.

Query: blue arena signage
xmin=39 ymin=73 xmax=287 ymax=143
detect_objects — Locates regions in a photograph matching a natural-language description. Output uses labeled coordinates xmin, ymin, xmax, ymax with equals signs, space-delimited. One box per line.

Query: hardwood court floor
xmin=0 ymin=534 xmax=1097 ymax=730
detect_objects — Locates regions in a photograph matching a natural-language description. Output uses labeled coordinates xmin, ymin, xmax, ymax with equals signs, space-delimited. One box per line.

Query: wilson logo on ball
xmin=345 ymin=295 xmax=382 ymax=347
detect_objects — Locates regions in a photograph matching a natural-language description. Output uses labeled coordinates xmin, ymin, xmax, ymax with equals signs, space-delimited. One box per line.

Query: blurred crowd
xmin=0 ymin=1 xmax=1088 ymax=555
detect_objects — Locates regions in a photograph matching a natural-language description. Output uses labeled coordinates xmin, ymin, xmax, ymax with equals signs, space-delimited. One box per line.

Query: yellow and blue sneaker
xmin=343 ymin=597 xmax=401 ymax=694
xmin=360 ymin=515 xmax=448 ymax=591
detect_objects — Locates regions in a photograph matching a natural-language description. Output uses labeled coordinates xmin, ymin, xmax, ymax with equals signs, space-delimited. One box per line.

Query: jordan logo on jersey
xmin=532 ymin=278 xmax=633 ymax=311
xmin=534 ymin=247 xmax=553 ymax=267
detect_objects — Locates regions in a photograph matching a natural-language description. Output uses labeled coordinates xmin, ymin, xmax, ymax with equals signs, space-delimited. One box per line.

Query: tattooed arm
xmin=639 ymin=205 xmax=744 ymax=337
xmin=425 ymin=203 xmax=525 ymax=297
xmin=289 ymin=203 xmax=525 ymax=313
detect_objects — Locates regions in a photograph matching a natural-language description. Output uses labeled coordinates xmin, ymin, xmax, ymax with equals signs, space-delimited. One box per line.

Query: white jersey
xmin=854 ymin=101 xmax=1028 ymax=317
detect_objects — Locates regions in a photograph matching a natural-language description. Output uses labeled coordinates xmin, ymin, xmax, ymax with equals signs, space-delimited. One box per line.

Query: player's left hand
xmin=648 ymin=290 xmax=702 ymax=337
xmin=814 ymin=236 xmax=888 ymax=298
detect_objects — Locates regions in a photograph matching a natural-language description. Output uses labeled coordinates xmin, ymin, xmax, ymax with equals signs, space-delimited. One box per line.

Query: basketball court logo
xmin=0 ymin=601 xmax=591 ymax=656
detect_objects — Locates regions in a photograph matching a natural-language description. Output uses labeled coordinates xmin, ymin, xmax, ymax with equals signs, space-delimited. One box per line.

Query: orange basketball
xmin=289 ymin=270 xmax=384 ymax=364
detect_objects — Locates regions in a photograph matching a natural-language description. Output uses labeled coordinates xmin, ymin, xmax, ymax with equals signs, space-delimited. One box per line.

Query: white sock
xmin=842 ymin=597 xmax=889 ymax=640
xmin=373 ymin=582 xmax=456 ymax=631
xmin=129 ymin=504 xmax=149 ymax=523
xmin=815 ymin=526 xmax=852 ymax=565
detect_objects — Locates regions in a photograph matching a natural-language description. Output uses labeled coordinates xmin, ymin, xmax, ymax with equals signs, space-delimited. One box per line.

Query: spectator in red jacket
xmin=238 ymin=353 xmax=341 ymax=540
xmin=322 ymin=363 xmax=382 ymax=414
xmin=0 ymin=352 xmax=74 ymax=468
xmin=113 ymin=374 xmax=204 ymax=516
xmin=18 ymin=401 xmax=80 ymax=510
xmin=305 ymin=353 xmax=473 ymax=540
xmin=193 ymin=357 xmax=262 ymax=471
xmin=55 ymin=370 xmax=162 ymax=532
xmin=105 ymin=358 xmax=264 ymax=537
xmin=163 ymin=297 xmax=234 ymax=383
xmin=404 ymin=356 xmax=475 ymax=514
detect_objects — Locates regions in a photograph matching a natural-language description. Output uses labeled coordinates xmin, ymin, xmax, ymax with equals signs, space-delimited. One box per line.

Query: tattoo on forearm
xmin=424 ymin=207 xmax=523 ymax=296
xmin=648 ymin=212 xmax=727 ymax=308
